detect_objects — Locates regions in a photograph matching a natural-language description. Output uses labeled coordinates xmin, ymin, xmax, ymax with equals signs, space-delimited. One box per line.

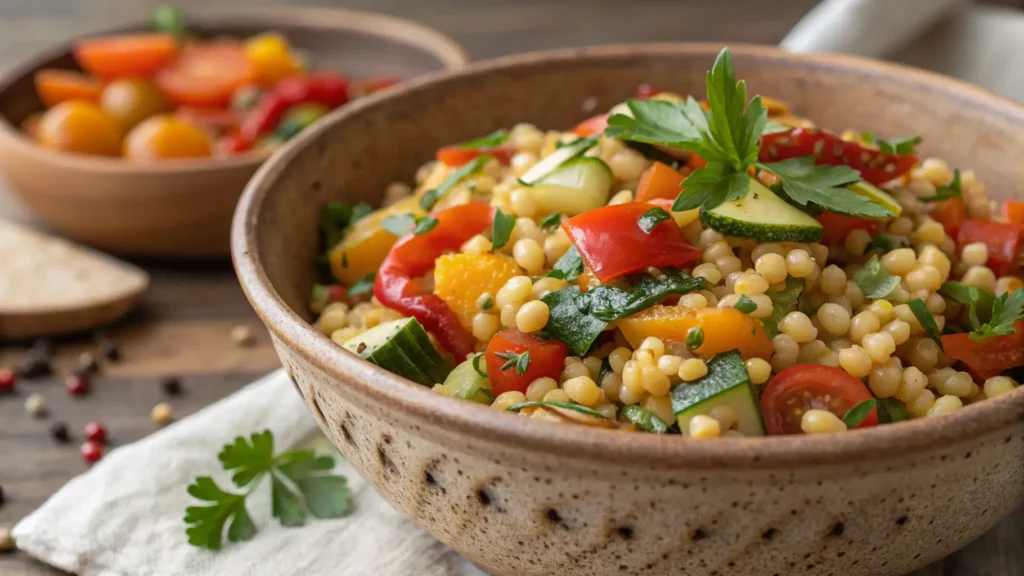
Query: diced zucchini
xmin=671 ymin=350 xmax=765 ymax=436
xmin=442 ymin=356 xmax=491 ymax=403
xmin=518 ymin=136 xmax=597 ymax=185
xmin=343 ymin=317 xmax=452 ymax=386
xmin=700 ymin=176 xmax=823 ymax=243
xmin=847 ymin=181 xmax=902 ymax=217
xmin=530 ymin=157 xmax=613 ymax=215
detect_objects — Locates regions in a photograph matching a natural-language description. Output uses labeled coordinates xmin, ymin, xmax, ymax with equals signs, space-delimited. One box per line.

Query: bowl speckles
xmin=235 ymin=44 xmax=1024 ymax=576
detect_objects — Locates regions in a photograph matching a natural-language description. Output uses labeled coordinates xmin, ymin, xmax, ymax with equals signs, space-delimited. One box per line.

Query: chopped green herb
xmin=865 ymin=234 xmax=910 ymax=254
xmin=413 ymin=215 xmax=439 ymax=236
xmin=685 ymin=326 xmax=704 ymax=350
xmin=310 ymin=284 xmax=330 ymax=314
xmin=908 ymin=298 xmax=943 ymax=346
xmin=479 ymin=294 xmax=494 ymax=311
xmin=621 ymin=405 xmax=669 ymax=434
xmin=969 ymin=288 xmax=1024 ymax=341
xmin=762 ymin=120 xmax=792 ymax=135
xmin=185 ymin=430 xmax=350 ymax=550
xmin=320 ymin=201 xmax=372 ymax=248
xmin=495 ymin=350 xmax=531 ymax=375
xmin=638 ymin=207 xmax=672 ymax=233
xmin=761 ymin=278 xmax=804 ymax=338
xmin=455 ymin=129 xmax=508 ymax=150
xmin=672 ymin=161 xmax=751 ymax=211
xmin=734 ymin=295 xmax=757 ymax=314
xmin=491 ymin=209 xmax=515 ymax=249
xmin=539 ymin=212 xmax=562 ymax=230
xmin=546 ymin=246 xmax=584 ymax=282
xmin=471 ymin=354 xmax=488 ymax=378
xmin=420 ymin=155 xmax=491 ymax=210
xmin=940 ymin=281 xmax=995 ymax=328
xmin=506 ymin=401 xmax=606 ymax=419
xmin=598 ymin=357 xmax=612 ymax=386
xmin=920 ymin=170 xmax=962 ymax=203
xmin=841 ymin=398 xmax=877 ymax=429
xmin=153 ymin=4 xmax=188 ymax=37
xmin=853 ymin=255 xmax=900 ymax=299
xmin=346 ymin=272 xmax=376 ymax=297
xmin=861 ymin=132 xmax=922 ymax=156
xmin=877 ymin=398 xmax=909 ymax=424
xmin=381 ymin=213 xmax=416 ymax=236
xmin=756 ymin=157 xmax=892 ymax=218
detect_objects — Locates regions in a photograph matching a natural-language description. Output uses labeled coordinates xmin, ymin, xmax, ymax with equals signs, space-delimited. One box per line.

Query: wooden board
xmin=1 ymin=1 xmax=1022 ymax=575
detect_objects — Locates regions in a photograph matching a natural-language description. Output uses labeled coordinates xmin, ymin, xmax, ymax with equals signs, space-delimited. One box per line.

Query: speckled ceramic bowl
xmin=233 ymin=44 xmax=1024 ymax=576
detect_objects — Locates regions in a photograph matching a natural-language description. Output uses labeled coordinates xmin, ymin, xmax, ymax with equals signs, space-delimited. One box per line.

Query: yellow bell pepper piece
xmin=434 ymin=253 xmax=522 ymax=330
xmin=616 ymin=305 xmax=772 ymax=360
xmin=245 ymin=33 xmax=303 ymax=86
xmin=328 ymin=196 xmax=423 ymax=286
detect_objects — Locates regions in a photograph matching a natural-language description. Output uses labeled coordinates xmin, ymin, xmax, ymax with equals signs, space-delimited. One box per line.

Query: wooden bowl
xmin=0 ymin=7 xmax=467 ymax=257
xmin=233 ymin=44 xmax=1024 ymax=576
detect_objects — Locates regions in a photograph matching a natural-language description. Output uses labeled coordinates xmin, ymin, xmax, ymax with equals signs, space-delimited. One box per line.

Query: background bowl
xmin=0 ymin=7 xmax=467 ymax=257
xmin=234 ymin=44 xmax=1024 ymax=576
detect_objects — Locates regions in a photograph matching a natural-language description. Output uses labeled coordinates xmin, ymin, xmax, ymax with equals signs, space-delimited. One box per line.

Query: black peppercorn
xmin=160 ymin=376 xmax=183 ymax=396
xmin=50 ymin=422 xmax=71 ymax=444
xmin=15 ymin=355 xmax=52 ymax=379
xmin=98 ymin=339 xmax=121 ymax=362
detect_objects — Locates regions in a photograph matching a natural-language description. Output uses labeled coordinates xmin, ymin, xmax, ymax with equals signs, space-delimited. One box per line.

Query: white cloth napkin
xmin=12 ymin=370 xmax=486 ymax=576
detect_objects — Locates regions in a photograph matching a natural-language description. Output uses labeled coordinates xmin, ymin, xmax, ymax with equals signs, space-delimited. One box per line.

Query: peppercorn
xmin=50 ymin=421 xmax=71 ymax=444
xmin=15 ymin=355 xmax=52 ymax=379
xmin=65 ymin=374 xmax=89 ymax=396
xmin=98 ymin=339 xmax=121 ymax=362
xmin=0 ymin=369 xmax=15 ymax=394
xmin=24 ymin=393 xmax=47 ymax=418
xmin=84 ymin=422 xmax=107 ymax=444
xmin=80 ymin=441 xmax=103 ymax=464
xmin=160 ymin=376 xmax=183 ymax=396
xmin=151 ymin=402 xmax=173 ymax=426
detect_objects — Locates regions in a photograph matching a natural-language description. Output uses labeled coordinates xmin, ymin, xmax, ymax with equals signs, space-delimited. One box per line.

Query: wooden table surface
xmin=1 ymin=1 xmax=1022 ymax=575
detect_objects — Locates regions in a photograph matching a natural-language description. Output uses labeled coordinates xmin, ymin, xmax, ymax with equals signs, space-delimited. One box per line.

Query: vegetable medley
xmin=311 ymin=48 xmax=1024 ymax=438
xmin=22 ymin=5 xmax=397 ymax=160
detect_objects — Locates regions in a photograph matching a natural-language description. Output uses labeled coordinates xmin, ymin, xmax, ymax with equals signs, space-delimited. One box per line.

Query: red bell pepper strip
xmin=561 ymin=202 xmax=702 ymax=283
xmin=572 ymin=113 xmax=609 ymax=138
xmin=817 ymin=212 xmax=881 ymax=247
xmin=931 ymin=197 xmax=966 ymax=238
xmin=957 ymin=219 xmax=1023 ymax=277
xmin=760 ymin=128 xmax=917 ymax=185
xmin=237 ymin=72 xmax=350 ymax=149
xmin=373 ymin=203 xmax=493 ymax=359
xmin=942 ymin=321 xmax=1024 ymax=380
xmin=435 ymin=145 xmax=515 ymax=167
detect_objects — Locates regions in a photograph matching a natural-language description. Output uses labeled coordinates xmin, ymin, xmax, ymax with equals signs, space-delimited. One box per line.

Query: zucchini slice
xmin=700 ymin=176 xmax=822 ymax=243
xmin=531 ymin=157 xmax=613 ymax=215
xmin=671 ymin=350 xmax=765 ymax=436
xmin=518 ymin=136 xmax=597 ymax=185
xmin=343 ymin=317 xmax=452 ymax=386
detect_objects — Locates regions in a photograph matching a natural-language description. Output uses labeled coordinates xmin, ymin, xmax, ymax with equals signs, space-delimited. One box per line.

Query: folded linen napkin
xmin=13 ymin=370 xmax=485 ymax=576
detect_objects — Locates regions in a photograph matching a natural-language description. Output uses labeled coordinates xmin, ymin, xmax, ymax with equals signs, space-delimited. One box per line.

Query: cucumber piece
xmin=700 ymin=176 xmax=822 ymax=242
xmin=846 ymin=181 xmax=902 ymax=217
xmin=442 ymin=356 xmax=490 ymax=402
xmin=343 ymin=317 xmax=452 ymax=386
xmin=671 ymin=350 xmax=765 ymax=436
xmin=530 ymin=157 xmax=613 ymax=215
xmin=518 ymin=136 xmax=598 ymax=185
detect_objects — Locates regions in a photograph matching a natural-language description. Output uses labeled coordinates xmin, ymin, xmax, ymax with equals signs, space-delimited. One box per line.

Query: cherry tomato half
xmin=123 ymin=115 xmax=212 ymax=160
xmin=156 ymin=41 xmax=256 ymax=108
xmin=37 ymin=101 xmax=122 ymax=156
xmin=485 ymin=329 xmax=568 ymax=396
xmin=73 ymin=33 xmax=177 ymax=80
xmin=760 ymin=365 xmax=878 ymax=435
xmin=760 ymin=128 xmax=917 ymax=186
xmin=34 ymin=69 xmax=103 ymax=107
xmin=100 ymin=78 xmax=167 ymax=130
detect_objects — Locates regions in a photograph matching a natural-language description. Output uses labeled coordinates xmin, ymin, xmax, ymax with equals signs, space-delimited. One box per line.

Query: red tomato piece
xmin=817 ymin=212 xmax=881 ymax=247
xmin=374 ymin=203 xmax=493 ymax=358
xmin=931 ymin=197 xmax=966 ymax=238
xmin=760 ymin=128 xmax=917 ymax=185
xmin=74 ymin=33 xmax=177 ymax=80
xmin=485 ymin=329 xmax=568 ymax=396
xmin=958 ymin=219 xmax=1023 ymax=277
xmin=156 ymin=41 xmax=256 ymax=108
xmin=561 ymin=202 xmax=702 ymax=283
xmin=34 ymin=70 xmax=103 ymax=107
xmin=635 ymin=161 xmax=686 ymax=202
xmin=1002 ymin=200 xmax=1024 ymax=227
xmin=572 ymin=113 xmax=609 ymax=138
xmin=760 ymin=365 xmax=878 ymax=435
xmin=435 ymin=145 xmax=515 ymax=167
xmin=942 ymin=321 xmax=1024 ymax=380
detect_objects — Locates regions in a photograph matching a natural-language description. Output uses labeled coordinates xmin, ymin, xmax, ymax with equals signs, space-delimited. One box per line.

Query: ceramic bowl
xmin=233 ymin=44 xmax=1024 ymax=576
xmin=0 ymin=7 xmax=467 ymax=257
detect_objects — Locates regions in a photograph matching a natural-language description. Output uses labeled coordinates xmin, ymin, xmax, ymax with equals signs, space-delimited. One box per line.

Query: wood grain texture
xmin=0 ymin=1 xmax=1021 ymax=575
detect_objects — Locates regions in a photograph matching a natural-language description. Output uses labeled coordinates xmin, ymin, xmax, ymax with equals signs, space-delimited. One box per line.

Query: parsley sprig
xmin=920 ymin=169 xmax=962 ymax=203
xmin=185 ymin=431 xmax=351 ymax=551
xmin=970 ymin=288 xmax=1024 ymax=340
xmin=861 ymin=132 xmax=922 ymax=156
xmin=495 ymin=350 xmax=531 ymax=375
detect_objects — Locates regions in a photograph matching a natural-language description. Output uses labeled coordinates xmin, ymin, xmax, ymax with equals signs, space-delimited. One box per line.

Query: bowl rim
xmin=234 ymin=42 xmax=1024 ymax=469
xmin=0 ymin=5 xmax=469 ymax=175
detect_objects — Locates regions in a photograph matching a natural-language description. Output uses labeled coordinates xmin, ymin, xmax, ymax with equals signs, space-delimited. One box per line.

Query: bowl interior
xmin=237 ymin=44 xmax=1024 ymax=463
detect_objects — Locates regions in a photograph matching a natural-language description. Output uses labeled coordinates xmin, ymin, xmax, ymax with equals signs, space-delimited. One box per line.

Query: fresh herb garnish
xmin=638 ymin=207 xmax=672 ymax=233
xmin=877 ymin=398 xmax=908 ymax=424
xmin=455 ymin=129 xmax=508 ymax=150
xmin=671 ymin=162 xmax=751 ymax=211
xmin=969 ymin=288 xmax=1024 ymax=340
xmin=853 ymin=255 xmax=900 ymax=299
xmin=756 ymin=157 xmax=894 ymax=218
xmin=908 ymin=298 xmax=943 ymax=346
xmin=495 ymin=350 xmax=531 ymax=375
xmin=761 ymin=278 xmax=804 ymax=338
xmin=310 ymin=284 xmax=330 ymax=314
xmin=539 ymin=212 xmax=562 ymax=230
xmin=841 ymin=398 xmax=877 ymax=429
xmin=861 ymin=132 xmax=922 ymax=156
xmin=920 ymin=169 xmax=962 ymax=202
xmin=506 ymin=401 xmax=606 ymax=419
xmin=413 ymin=215 xmax=439 ymax=235
xmin=621 ymin=405 xmax=669 ymax=434
xmin=733 ymin=295 xmax=757 ymax=314
xmin=471 ymin=354 xmax=488 ymax=378
xmin=762 ymin=120 xmax=792 ymax=135
xmin=346 ymin=272 xmax=376 ymax=297
xmin=479 ymin=294 xmax=494 ymax=311
xmin=491 ymin=209 xmax=515 ymax=250
xmin=865 ymin=234 xmax=910 ymax=254
xmin=597 ymin=357 xmax=613 ymax=386
xmin=185 ymin=430 xmax=350 ymax=551
xmin=382 ymin=214 xmax=439 ymax=236
xmin=420 ymin=155 xmax=491 ymax=211
xmin=685 ymin=326 xmax=704 ymax=350
xmin=320 ymin=202 xmax=372 ymax=248
xmin=546 ymin=246 xmax=585 ymax=282
xmin=940 ymin=281 xmax=995 ymax=328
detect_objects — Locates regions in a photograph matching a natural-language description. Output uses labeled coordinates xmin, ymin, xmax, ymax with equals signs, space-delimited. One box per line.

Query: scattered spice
xmin=0 ymin=526 xmax=14 ymax=553
xmin=84 ymin=422 xmax=107 ymax=444
xmin=98 ymin=339 xmax=121 ymax=362
xmin=65 ymin=374 xmax=90 ymax=396
xmin=15 ymin=355 xmax=52 ymax=379
xmin=24 ymin=393 xmax=48 ymax=418
xmin=80 ymin=440 xmax=103 ymax=464
xmin=0 ymin=369 xmax=15 ymax=393
xmin=75 ymin=352 xmax=99 ymax=376
xmin=151 ymin=402 xmax=173 ymax=426
xmin=160 ymin=375 xmax=183 ymax=396
xmin=50 ymin=421 xmax=71 ymax=444
xmin=229 ymin=325 xmax=257 ymax=347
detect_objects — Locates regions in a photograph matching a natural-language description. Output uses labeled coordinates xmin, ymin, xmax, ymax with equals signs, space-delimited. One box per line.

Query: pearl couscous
xmin=311 ymin=47 xmax=1023 ymax=437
